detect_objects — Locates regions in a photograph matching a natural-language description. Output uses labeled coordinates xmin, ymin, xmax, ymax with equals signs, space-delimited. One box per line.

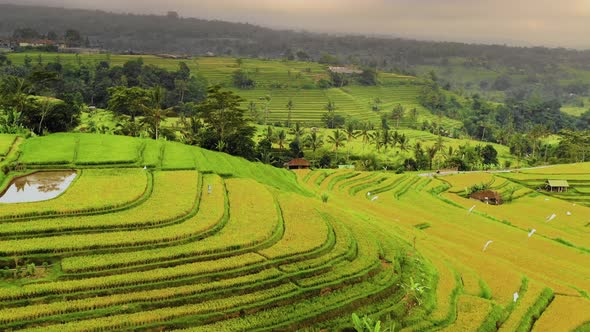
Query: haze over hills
xmin=6 ymin=0 xmax=590 ymax=49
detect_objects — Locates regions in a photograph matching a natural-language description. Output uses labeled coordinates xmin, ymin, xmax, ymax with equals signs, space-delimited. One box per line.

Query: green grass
xmin=75 ymin=134 xmax=141 ymax=165
xmin=19 ymin=133 xmax=77 ymax=164
xmin=0 ymin=134 xmax=16 ymax=157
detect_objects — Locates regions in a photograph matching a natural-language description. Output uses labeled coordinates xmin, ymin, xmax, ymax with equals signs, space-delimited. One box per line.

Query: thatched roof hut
xmin=470 ymin=190 xmax=503 ymax=205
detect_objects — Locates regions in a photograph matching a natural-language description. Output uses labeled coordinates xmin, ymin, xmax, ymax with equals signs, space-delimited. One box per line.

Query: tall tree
xmin=286 ymin=99 xmax=294 ymax=127
xmin=304 ymin=131 xmax=324 ymax=161
xmin=276 ymin=130 xmax=287 ymax=150
xmin=107 ymin=86 xmax=150 ymax=122
xmin=140 ymin=86 xmax=176 ymax=140
xmin=344 ymin=122 xmax=358 ymax=161
xmin=327 ymin=129 xmax=346 ymax=161
xmin=199 ymin=86 xmax=252 ymax=152
xmin=391 ymin=104 xmax=405 ymax=128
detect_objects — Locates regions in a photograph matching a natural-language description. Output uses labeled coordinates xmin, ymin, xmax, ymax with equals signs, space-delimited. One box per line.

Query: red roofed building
xmin=285 ymin=158 xmax=311 ymax=170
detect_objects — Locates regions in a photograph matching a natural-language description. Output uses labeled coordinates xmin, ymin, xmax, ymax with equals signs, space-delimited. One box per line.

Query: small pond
xmin=0 ymin=170 xmax=77 ymax=203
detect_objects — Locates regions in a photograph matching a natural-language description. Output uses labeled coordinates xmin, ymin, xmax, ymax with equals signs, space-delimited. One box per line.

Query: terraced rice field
xmin=0 ymin=133 xmax=421 ymax=331
xmin=300 ymin=167 xmax=590 ymax=331
xmin=0 ymin=133 xmax=588 ymax=330
xmin=8 ymin=53 xmax=465 ymax=129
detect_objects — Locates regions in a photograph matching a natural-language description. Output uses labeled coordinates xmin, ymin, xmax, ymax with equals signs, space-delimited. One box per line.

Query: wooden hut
xmin=545 ymin=180 xmax=569 ymax=192
xmin=470 ymin=190 xmax=503 ymax=205
xmin=285 ymin=158 xmax=311 ymax=170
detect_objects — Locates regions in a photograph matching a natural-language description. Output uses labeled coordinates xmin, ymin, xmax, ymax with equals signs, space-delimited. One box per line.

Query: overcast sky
xmin=9 ymin=0 xmax=590 ymax=49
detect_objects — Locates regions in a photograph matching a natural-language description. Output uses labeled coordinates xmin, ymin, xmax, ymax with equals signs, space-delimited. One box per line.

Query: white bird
xmin=371 ymin=196 xmax=379 ymax=202
xmin=143 ymin=166 xmax=147 ymax=170
xmin=573 ymin=203 xmax=577 ymax=206
xmin=467 ymin=205 xmax=476 ymax=215
xmin=566 ymin=211 xmax=572 ymax=216
xmin=528 ymin=229 xmax=536 ymax=238
xmin=546 ymin=213 xmax=556 ymax=222
xmin=544 ymin=198 xmax=549 ymax=201
xmin=513 ymin=292 xmax=519 ymax=302
xmin=367 ymin=192 xmax=371 ymax=196
xmin=483 ymin=240 xmax=493 ymax=251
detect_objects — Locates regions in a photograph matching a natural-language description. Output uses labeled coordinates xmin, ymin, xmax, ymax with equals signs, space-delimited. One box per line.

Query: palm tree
xmin=140 ymin=86 xmax=176 ymax=140
xmin=325 ymin=100 xmax=336 ymax=112
xmin=327 ymin=129 xmax=346 ymax=161
xmin=277 ymin=130 xmax=287 ymax=150
xmin=290 ymin=122 xmax=305 ymax=141
xmin=344 ymin=122 xmax=358 ymax=161
xmin=435 ymin=135 xmax=445 ymax=152
xmin=359 ymin=123 xmax=371 ymax=151
xmin=391 ymin=103 xmax=405 ymax=128
xmin=381 ymin=128 xmax=392 ymax=152
xmin=286 ymin=99 xmax=294 ymax=127
xmin=247 ymin=101 xmax=259 ymax=122
xmin=391 ymin=130 xmax=400 ymax=150
xmin=398 ymin=134 xmax=409 ymax=152
xmin=2 ymin=77 xmax=32 ymax=126
xmin=304 ymin=131 xmax=324 ymax=160
xmin=427 ymin=145 xmax=438 ymax=170
xmin=263 ymin=95 xmax=271 ymax=125
xmin=370 ymin=132 xmax=382 ymax=152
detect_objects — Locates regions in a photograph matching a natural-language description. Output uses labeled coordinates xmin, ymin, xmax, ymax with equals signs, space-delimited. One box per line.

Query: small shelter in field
xmin=470 ymin=190 xmax=503 ymax=205
xmin=545 ymin=180 xmax=569 ymax=192
xmin=285 ymin=158 xmax=311 ymax=170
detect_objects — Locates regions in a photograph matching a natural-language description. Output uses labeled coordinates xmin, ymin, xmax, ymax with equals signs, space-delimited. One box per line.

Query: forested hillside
xmin=1 ymin=4 xmax=590 ymax=104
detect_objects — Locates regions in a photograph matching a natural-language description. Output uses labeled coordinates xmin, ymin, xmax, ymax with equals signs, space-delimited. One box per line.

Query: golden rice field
xmin=0 ymin=133 xmax=588 ymax=331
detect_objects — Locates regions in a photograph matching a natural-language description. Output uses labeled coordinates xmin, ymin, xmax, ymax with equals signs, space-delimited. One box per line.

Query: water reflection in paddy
xmin=0 ymin=171 xmax=77 ymax=203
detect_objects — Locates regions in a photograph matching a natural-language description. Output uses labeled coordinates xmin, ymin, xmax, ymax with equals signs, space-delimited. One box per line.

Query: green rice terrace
xmin=5 ymin=53 xmax=464 ymax=129
xmin=0 ymin=133 xmax=588 ymax=331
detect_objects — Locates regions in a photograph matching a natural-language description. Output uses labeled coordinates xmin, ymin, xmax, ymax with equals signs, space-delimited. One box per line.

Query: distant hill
xmin=1 ymin=4 xmax=590 ymax=104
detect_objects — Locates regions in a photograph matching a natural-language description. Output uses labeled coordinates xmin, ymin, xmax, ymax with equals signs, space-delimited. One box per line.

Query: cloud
xmin=8 ymin=0 xmax=590 ymax=48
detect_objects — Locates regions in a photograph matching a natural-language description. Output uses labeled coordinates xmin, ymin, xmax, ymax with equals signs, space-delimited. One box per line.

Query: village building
xmin=545 ymin=180 xmax=569 ymax=192
xmin=285 ymin=158 xmax=311 ymax=170
xmin=18 ymin=39 xmax=55 ymax=47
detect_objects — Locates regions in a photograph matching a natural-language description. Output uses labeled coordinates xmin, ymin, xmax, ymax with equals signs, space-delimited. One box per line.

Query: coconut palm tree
xmin=290 ymin=122 xmax=305 ymax=141
xmin=359 ymin=123 xmax=371 ymax=151
xmin=264 ymin=126 xmax=273 ymax=141
xmin=370 ymin=132 xmax=382 ymax=152
xmin=277 ymin=130 xmax=287 ymax=150
xmin=391 ymin=103 xmax=405 ymax=128
xmin=380 ymin=128 xmax=392 ymax=152
xmin=247 ymin=101 xmax=259 ymax=122
xmin=435 ymin=135 xmax=445 ymax=152
xmin=140 ymin=86 xmax=176 ymax=140
xmin=427 ymin=145 xmax=438 ymax=170
xmin=286 ymin=99 xmax=294 ymax=127
xmin=398 ymin=134 xmax=409 ymax=152
xmin=327 ymin=129 xmax=346 ymax=161
xmin=344 ymin=122 xmax=359 ymax=161
xmin=304 ymin=131 xmax=324 ymax=161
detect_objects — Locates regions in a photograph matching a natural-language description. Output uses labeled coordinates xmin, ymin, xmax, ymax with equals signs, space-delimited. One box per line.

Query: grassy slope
xmin=16 ymin=133 xmax=305 ymax=195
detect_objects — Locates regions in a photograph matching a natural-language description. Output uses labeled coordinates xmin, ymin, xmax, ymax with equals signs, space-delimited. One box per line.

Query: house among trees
xmin=545 ymin=180 xmax=569 ymax=192
xmin=18 ymin=39 xmax=55 ymax=47
xmin=285 ymin=158 xmax=311 ymax=170
xmin=470 ymin=190 xmax=503 ymax=205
